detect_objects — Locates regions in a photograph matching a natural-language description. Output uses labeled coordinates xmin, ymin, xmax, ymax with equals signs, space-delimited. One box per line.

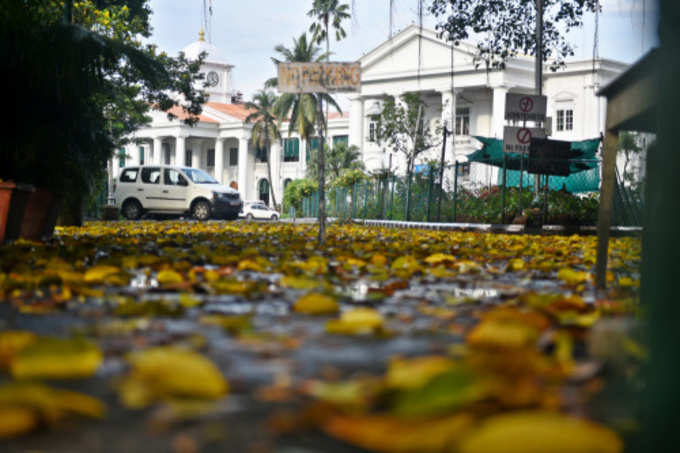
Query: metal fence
xmin=298 ymin=158 xmax=642 ymax=226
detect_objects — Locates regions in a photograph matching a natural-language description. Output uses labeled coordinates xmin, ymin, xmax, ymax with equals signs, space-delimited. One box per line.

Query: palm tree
xmin=245 ymin=89 xmax=280 ymax=208
xmin=306 ymin=142 xmax=364 ymax=183
xmin=307 ymin=1 xmax=351 ymax=243
xmin=268 ymin=33 xmax=342 ymax=164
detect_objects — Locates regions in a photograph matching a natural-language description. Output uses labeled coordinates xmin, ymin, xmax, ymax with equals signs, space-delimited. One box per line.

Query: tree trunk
xmin=58 ymin=190 xmax=84 ymax=227
xmin=266 ymin=139 xmax=278 ymax=208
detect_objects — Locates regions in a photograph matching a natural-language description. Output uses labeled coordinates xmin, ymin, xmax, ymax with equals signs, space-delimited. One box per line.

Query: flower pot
xmin=3 ymin=183 xmax=33 ymax=242
xmin=101 ymin=205 xmax=119 ymax=221
xmin=20 ymin=188 xmax=59 ymax=240
xmin=0 ymin=181 xmax=17 ymax=243
xmin=3 ymin=185 xmax=59 ymax=242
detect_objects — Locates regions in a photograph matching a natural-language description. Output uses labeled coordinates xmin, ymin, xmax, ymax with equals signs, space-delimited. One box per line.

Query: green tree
xmin=268 ymin=33 xmax=342 ymax=220
xmin=372 ymin=92 xmax=441 ymax=220
xmin=307 ymin=142 xmax=364 ymax=183
xmin=307 ymin=0 xmax=351 ymax=243
xmin=618 ymin=131 xmax=643 ymax=186
xmin=283 ymin=178 xmax=319 ymax=216
xmin=1 ymin=0 xmax=207 ymax=225
xmin=245 ymin=90 xmax=281 ymax=208
xmin=268 ymin=33 xmax=340 ymax=145
xmin=429 ymin=0 xmax=599 ymax=69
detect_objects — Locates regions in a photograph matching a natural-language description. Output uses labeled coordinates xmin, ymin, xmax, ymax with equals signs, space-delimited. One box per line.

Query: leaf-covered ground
xmin=0 ymin=221 xmax=641 ymax=452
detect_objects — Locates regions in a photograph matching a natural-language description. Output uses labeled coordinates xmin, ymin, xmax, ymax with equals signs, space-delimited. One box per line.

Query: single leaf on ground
xmin=119 ymin=346 xmax=228 ymax=409
xmin=326 ymin=308 xmax=385 ymax=335
xmin=10 ymin=337 xmax=102 ymax=380
xmin=459 ymin=411 xmax=623 ymax=453
xmin=322 ymin=413 xmax=474 ymax=453
xmin=293 ymin=293 xmax=339 ymax=315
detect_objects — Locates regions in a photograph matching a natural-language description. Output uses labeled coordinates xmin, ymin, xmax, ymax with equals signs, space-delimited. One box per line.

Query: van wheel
xmin=122 ymin=199 xmax=143 ymax=220
xmin=246 ymin=213 xmax=254 ymax=221
xmin=192 ymin=200 xmax=211 ymax=221
xmin=271 ymin=214 xmax=278 ymax=221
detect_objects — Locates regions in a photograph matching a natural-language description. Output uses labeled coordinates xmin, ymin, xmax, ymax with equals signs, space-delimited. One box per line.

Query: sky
xmin=146 ymin=0 xmax=658 ymax=104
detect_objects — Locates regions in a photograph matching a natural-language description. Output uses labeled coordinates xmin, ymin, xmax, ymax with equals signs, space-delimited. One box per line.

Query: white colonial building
xmin=111 ymin=26 xmax=628 ymax=206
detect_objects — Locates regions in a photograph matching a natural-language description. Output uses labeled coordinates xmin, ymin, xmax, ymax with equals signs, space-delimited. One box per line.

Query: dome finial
xmin=199 ymin=28 xmax=205 ymax=42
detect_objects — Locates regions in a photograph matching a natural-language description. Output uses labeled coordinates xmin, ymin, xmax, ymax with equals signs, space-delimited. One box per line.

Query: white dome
xmin=182 ymin=34 xmax=228 ymax=65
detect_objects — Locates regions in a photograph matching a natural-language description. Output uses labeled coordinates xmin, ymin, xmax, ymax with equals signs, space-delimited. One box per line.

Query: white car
xmin=114 ymin=166 xmax=243 ymax=220
xmin=239 ymin=202 xmax=280 ymax=221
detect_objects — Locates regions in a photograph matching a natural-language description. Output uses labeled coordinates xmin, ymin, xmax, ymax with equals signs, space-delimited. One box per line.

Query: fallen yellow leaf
xmin=120 ymin=346 xmax=228 ymax=409
xmin=459 ymin=411 xmax=622 ymax=453
xmin=326 ymin=308 xmax=384 ymax=335
xmin=323 ymin=413 xmax=474 ymax=453
xmin=293 ymin=293 xmax=339 ymax=315
xmin=0 ymin=407 xmax=37 ymax=439
xmin=10 ymin=337 xmax=102 ymax=380
xmin=156 ymin=269 xmax=183 ymax=285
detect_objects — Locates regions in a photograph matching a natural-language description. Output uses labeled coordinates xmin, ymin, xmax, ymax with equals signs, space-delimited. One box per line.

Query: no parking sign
xmin=503 ymin=126 xmax=546 ymax=154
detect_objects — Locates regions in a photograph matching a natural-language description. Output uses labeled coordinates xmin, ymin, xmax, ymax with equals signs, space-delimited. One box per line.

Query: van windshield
xmin=182 ymin=168 xmax=218 ymax=184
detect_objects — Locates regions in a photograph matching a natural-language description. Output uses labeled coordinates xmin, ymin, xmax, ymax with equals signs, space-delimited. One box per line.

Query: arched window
xmin=258 ymin=179 xmax=270 ymax=205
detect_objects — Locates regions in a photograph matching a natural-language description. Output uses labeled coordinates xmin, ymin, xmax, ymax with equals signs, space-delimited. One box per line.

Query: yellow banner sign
xmin=277 ymin=62 xmax=361 ymax=93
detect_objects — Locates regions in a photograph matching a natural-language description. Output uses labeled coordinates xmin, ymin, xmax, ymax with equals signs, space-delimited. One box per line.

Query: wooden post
xmin=595 ymin=129 xmax=619 ymax=290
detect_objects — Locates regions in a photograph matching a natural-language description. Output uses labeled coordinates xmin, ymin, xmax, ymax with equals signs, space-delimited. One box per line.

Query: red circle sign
xmin=516 ymin=128 xmax=532 ymax=145
xmin=519 ymin=96 xmax=534 ymax=113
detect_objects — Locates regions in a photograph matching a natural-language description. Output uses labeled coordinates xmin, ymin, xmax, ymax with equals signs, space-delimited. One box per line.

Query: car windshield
xmin=182 ymin=168 xmax=218 ymax=184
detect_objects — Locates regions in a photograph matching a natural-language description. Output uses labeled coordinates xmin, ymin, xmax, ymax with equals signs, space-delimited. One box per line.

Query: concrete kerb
xmin=280 ymin=218 xmax=641 ymax=236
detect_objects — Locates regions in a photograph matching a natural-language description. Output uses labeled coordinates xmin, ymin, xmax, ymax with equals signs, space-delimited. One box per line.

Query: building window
xmin=185 ymin=150 xmax=192 ymax=167
xmin=333 ymin=135 xmax=348 ymax=148
xmin=207 ymin=148 xmax=215 ymax=167
xmin=308 ymin=137 xmax=322 ymax=161
xmin=455 ymin=107 xmax=470 ymax=136
xmin=163 ymin=143 xmax=171 ymax=165
xmin=368 ymin=121 xmax=377 ymax=142
xmin=139 ymin=147 xmax=145 ymax=165
xmin=565 ymin=109 xmax=573 ymax=131
xmin=256 ymin=147 xmax=268 ymax=163
xmin=456 ymin=162 xmax=471 ymax=178
xmin=229 ymin=148 xmax=238 ymax=166
xmin=118 ymin=148 xmax=126 ymax=168
xmin=283 ymin=138 xmax=300 ymax=162
xmin=556 ymin=109 xmax=573 ymax=131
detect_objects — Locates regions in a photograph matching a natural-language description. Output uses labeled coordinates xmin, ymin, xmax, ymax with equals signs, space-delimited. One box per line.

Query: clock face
xmin=207 ymin=71 xmax=219 ymax=87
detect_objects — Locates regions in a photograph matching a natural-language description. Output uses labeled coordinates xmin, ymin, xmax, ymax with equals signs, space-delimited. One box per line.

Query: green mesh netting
xmin=469 ymin=136 xmax=601 ymax=193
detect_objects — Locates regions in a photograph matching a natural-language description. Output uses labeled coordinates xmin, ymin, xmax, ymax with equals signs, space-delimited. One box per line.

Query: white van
xmin=114 ymin=166 xmax=243 ymax=221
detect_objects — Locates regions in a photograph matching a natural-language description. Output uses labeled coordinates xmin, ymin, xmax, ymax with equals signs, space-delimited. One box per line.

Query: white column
xmin=440 ymin=89 xmax=457 ymax=160
xmin=238 ymin=136 xmax=249 ymax=199
xmin=191 ymin=142 xmax=201 ymax=168
xmin=129 ymin=144 xmax=139 ymax=167
xmin=349 ymin=95 xmax=364 ymax=149
xmin=300 ymin=138 xmax=307 ymax=170
xmin=214 ymin=137 xmax=224 ymax=184
xmin=152 ymin=137 xmax=163 ymax=165
xmin=270 ymin=141 xmax=282 ymax=206
xmin=175 ymin=135 xmax=186 ymax=169
xmin=492 ymin=86 xmax=509 ymax=138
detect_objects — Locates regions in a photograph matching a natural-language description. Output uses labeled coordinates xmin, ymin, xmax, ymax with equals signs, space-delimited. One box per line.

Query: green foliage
xmin=283 ymin=179 xmax=319 ymax=214
xmin=245 ymin=89 xmax=281 ymax=207
xmin=307 ymin=0 xmax=351 ymax=44
xmin=268 ymin=33 xmax=341 ymax=143
xmin=371 ymin=93 xmax=441 ymax=175
xmin=332 ymin=169 xmax=367 ymax=189
xmin=308 ymin=142 xmax=365 ymax=183
xmin=1 ymin=0 xmax=206 ymax=218
xmin=429 ymin=0 xmax=599 ymax=70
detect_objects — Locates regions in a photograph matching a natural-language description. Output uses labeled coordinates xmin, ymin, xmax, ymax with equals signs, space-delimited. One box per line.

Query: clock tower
xmin=182 ymin=30 xmax=235 ymax=104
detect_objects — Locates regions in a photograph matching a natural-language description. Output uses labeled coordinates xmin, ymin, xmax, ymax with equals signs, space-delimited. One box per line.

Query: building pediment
xmin=360 ymin=25 xmax=479 ymax=79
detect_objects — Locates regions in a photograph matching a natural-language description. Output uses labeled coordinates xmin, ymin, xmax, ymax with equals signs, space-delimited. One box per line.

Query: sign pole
xmin=436 ymin=126 xmax=448 ymax=222
xmin=534 ymin=0 xmax=544 ymax=196
xmin=317 ymin=93 xmax=326 ymax=245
